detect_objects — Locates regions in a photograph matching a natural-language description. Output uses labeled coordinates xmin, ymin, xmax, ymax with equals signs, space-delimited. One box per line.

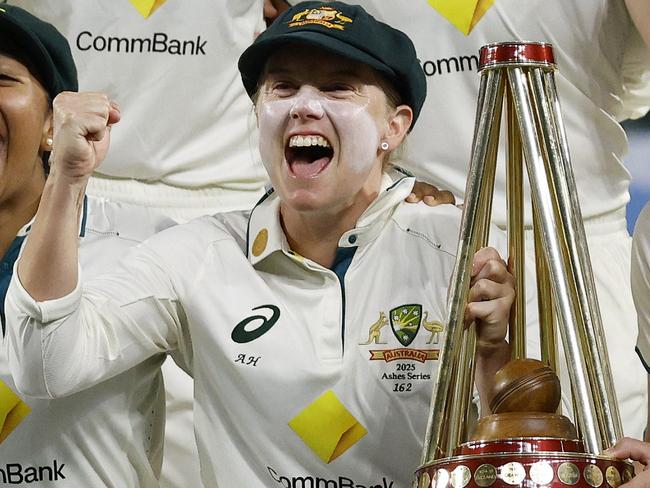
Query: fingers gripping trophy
xmin=415 ymin=42 xmax=635 ymax=488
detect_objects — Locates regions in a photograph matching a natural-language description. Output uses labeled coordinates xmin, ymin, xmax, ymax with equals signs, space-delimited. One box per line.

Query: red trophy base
xmin=415 ymin=438 xmax=634 ymax=488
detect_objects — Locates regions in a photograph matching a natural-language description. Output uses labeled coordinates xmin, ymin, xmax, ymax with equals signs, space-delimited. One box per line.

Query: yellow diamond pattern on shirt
xmin=128 ymin=0 xmax=167 ymax=19
xmin=0 ymin=380 xmax=31 ymax=444
xmin=427 ymin=0 xmax=495 ymax=35
xmin=289 ymin=390 xmax=367 ymax=464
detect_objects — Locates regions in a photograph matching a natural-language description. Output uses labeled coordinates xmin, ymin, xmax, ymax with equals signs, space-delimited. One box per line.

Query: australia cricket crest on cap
xmin=288 ymin=6 xmax=353 ymax=31
xmin=390 ymin=304 xmax=422 ymax=347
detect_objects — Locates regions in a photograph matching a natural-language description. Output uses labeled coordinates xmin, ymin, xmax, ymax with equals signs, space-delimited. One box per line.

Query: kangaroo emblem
xmin=359 ymin=312 xmax=388 ymax=345
xmin=422 ymin=312 xmax=444 ymax=344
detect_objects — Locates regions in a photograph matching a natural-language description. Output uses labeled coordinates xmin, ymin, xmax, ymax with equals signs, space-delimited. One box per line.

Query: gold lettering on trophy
xmin=474 ymin=464 xmax=497 ymax=487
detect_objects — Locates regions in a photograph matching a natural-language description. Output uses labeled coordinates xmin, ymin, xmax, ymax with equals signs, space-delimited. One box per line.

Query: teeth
xmin=289 ymin=135 xmax=331 ymax=148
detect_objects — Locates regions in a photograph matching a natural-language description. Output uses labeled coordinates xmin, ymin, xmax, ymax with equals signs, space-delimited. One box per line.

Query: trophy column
xmin=415 ymin=42 xmax=633 ymax=488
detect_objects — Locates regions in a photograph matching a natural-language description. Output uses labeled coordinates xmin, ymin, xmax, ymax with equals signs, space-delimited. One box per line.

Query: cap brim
xmin=239 ymin=30 xmax=398 ymax=98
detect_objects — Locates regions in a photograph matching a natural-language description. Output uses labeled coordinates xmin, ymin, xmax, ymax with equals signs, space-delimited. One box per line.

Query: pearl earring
xmin=380 ymin=141 xmax=389 ymax=151
xmin=46 ymin=137 xmax=53 ymax=148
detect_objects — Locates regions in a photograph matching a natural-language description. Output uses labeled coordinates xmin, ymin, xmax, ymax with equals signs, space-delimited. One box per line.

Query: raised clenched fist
xmin=50 ymin=92 xmax=120 ymax=181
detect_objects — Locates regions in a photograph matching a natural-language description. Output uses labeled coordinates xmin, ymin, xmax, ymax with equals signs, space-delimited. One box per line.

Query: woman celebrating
xmin=7 ymin=2 xmax=515 ymax=486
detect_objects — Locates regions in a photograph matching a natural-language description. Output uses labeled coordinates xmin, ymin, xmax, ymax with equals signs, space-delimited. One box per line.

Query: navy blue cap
xmin=238 ymin=1 xmax=426 ymax=129
xmin=0 ymin=4 xmax=78 ymax=98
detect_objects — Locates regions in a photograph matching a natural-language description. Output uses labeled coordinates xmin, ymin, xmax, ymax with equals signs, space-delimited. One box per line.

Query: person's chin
xmin=280 ymin=186 xmax=335 ymax=214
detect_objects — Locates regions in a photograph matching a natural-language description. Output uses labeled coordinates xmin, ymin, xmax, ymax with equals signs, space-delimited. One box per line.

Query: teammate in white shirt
xmin=6 ymin=2 xmax=515 ymax=486
xmin=6 ymin=0 xmax=271 ymax=221
xmin=344 ymin=0 xmax=650 ymax=440
xmin=0 ymin=6 xmax=176 ymax=487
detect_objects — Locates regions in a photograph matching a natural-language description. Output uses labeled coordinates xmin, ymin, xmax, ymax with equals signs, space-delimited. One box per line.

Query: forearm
xmin=16 ymin=91 xmax=120 ymax=301
xmin=17 ymin=170 xmax=87 ymax=301
xmin=475 ymin=339 xmax=510 ymax=416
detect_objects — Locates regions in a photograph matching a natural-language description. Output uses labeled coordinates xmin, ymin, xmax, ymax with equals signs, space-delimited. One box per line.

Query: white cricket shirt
xmin=7 ymin=176 xmax=503 ymax=487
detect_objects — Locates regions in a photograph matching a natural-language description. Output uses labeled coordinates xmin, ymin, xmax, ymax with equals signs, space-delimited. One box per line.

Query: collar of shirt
xmin=1 ymin=196 xmax=89 ymax=333
xmin=246 ymin=173 xmax=415 ymax=267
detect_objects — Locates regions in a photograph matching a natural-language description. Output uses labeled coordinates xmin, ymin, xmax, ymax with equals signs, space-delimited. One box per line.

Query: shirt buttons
xmin=348 ymin=235 xmax=357 ymax=244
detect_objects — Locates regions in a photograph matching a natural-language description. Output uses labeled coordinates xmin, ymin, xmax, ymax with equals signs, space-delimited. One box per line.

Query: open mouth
xmin=285 ymin=134 xmax=334 ymax=178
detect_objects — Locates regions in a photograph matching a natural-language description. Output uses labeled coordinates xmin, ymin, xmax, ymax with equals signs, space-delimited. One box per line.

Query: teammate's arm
xmin=17 ymin=92 xmax=120 ymax=301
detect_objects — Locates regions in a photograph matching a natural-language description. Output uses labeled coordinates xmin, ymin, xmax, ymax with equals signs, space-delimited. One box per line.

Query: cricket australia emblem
xmin=359 ymin=304 xmax=445 ymax=364
xmin=389 ymin=304 xmax=422 ymax=347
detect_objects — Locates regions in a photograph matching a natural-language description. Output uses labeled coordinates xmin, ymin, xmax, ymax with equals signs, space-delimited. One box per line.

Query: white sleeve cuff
xmin=9 ymin=261 xmax=83 ymax=325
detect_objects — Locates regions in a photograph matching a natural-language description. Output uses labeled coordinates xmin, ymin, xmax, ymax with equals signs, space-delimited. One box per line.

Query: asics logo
xmin=231 ymin=305 xmax=281 ymax=344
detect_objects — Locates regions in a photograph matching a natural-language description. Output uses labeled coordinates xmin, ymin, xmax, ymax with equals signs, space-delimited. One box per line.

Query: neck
xmin=0 ymin=176 xmax=45 ymax=260
xmin=280 ymin=191 xmax=377 ymax=269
